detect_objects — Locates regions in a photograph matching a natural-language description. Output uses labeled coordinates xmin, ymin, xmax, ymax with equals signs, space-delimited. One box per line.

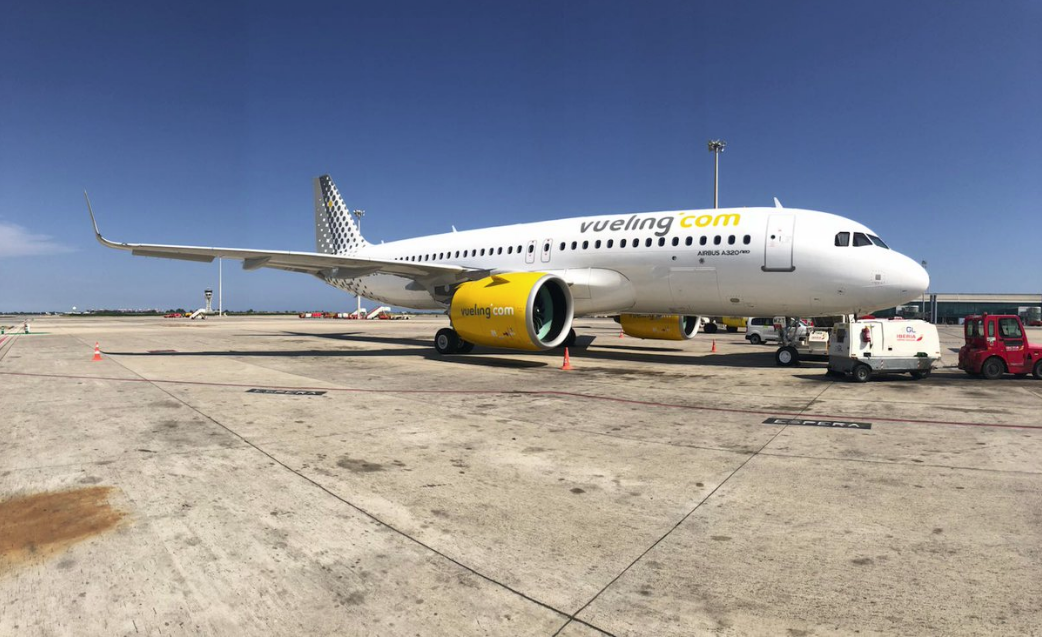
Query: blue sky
xmin=1 ymin=1 xmax=1039 ymax=311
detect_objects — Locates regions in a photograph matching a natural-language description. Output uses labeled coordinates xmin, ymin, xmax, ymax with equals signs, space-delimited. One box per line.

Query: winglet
xmin=773 ymin=197 xmax=783 ymax=209
xmin=84 ymin=191 xmax=125 ymax=249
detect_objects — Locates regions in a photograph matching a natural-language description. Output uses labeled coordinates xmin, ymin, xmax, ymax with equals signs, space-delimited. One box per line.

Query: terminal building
xmin=874 ymin=293 xmax=1042 ymax=325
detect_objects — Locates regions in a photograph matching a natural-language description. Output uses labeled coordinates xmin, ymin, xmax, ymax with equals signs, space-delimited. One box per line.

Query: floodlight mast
xmin=707 ymin=140 xmax=726 ymax=209
xmin=353 ymin=210 xmax=365 ymax=315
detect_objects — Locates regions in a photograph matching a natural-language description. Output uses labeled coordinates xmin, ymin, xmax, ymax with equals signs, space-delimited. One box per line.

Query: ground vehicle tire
xmin=981 ymin=357 xmax=1005 ymax=380
xmin=910 ymin=370 xmax=930 ymax=380
xmin=1034 ymin=360 xmax=1042 ymax=380
xmin=748 ymin=333 xmax=762 ymax=345
xmin=775 ymin=346 xmax=799 ymax=367
xmin=852 ymin=364 xmax=872 ymax=383
xmin=455 ymin=340 xmax=475 ymax=354
xmin=726 ymin=325 xmax=738 ymax=333
xmin=704 ymin=322 xmax=718 ymax=334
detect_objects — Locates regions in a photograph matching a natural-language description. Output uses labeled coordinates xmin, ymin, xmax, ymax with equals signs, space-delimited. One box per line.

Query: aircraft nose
xmin=893 ymin=255 xmax=929 ymax=297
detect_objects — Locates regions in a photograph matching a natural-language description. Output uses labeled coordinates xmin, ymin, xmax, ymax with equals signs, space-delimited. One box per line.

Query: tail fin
xmin=313 ymin=175 xmax=369 ymax=255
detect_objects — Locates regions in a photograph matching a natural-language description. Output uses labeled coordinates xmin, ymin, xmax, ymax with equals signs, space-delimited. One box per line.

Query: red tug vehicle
xmin=958 ymin=314 xmax=1042 ymax=380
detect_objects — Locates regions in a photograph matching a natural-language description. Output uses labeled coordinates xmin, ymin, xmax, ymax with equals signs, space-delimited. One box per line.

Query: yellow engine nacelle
xmin=619 ymin=314 xmax=699 ymax=340
xmin=450 ymin=272 xmax=574 ymax=351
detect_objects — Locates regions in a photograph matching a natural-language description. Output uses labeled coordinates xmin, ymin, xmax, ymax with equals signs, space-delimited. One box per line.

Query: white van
xmin=745 ymin=317 xmax=782 ymax=345
xmin=828 ymin=319 xmax=941 ymax=382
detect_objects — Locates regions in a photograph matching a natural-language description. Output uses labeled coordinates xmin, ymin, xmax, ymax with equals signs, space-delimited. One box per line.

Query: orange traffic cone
xmin=710 ymin=339 xmax=717 ymax=353
xmin=92 ymin=342 xmax=102 ymax=362
xmin=619 ymin=330 xmax=625 ymax=338
xmin=561 ymin=347 xmax=573 ymax=370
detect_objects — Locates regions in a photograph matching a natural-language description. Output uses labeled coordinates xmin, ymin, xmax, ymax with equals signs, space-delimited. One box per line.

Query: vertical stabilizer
xmin=314 ymin=175 xmax=369 ymax=255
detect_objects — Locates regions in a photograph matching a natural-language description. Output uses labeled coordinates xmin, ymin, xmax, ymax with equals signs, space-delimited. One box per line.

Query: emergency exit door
xmin=763 ymin=214 xmax=795 ymax=272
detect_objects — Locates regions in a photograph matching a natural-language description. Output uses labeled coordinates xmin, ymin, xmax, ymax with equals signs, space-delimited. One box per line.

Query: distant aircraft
xmin=86 ymin=175 xmax=928 ymax=355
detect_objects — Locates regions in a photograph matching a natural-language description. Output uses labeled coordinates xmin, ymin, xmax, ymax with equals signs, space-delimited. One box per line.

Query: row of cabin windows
xmin=393 ymin=234 xmax=752 ymax=263
xmin=561 ymin=234 xmax=752 ymax=251
xmin=834 ymin=231 xmax=890 ymax=249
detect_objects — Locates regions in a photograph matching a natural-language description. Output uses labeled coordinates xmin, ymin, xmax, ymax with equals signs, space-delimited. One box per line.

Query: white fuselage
xmin=324 ymin=207 xmax=929 ymax=318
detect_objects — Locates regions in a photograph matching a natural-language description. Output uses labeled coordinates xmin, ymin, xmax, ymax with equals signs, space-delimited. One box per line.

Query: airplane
xmin=86 ymin=174 xmax=929 ymax=356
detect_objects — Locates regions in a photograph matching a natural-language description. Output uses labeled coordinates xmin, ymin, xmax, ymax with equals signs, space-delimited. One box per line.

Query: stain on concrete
xmin=0 ymin=486 xmax=125 ymax=573
xmin=711 ymin=535 xmax=732 ymax=542
xmin=336 ymin=456 xmax=385 ymax=472
xmin=851 ymin=557 xmax=874 ymax=565
xmin=77 ymin=476 xmax=101 ymax=485
xmin=570 ymin=487 xmax=586 ymax=494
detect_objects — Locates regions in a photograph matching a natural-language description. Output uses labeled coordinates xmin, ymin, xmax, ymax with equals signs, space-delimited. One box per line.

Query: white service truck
xmin=827 ymin=319 xmax=941 ymax=382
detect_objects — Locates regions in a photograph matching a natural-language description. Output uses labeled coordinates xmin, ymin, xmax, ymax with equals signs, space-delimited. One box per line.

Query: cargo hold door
xmin=763 ymin=214 xmax=795 ymax=272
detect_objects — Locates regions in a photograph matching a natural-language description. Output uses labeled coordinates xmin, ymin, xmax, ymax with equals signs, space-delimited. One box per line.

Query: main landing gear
xmin=434 ymin=328 xmax=474 ymax=355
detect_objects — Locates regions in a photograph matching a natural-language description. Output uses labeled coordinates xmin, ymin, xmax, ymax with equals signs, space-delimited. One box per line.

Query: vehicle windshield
xmin=965 ymin=319 xmax=983 ymax=338
xmin=868 ymin=235 xmax=890 ymax=249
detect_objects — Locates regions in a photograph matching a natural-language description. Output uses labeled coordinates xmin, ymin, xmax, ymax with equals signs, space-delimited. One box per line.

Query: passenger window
xmin=672 ymin=237 xmax=679 ymax=247
xmin=543 ymin=243 xmax=550 ymax=252
xmin=620 ymin=239 xmax=627 ymax=248
xmin=835 ymin=232 xmax=850 ymax=247
xmin=498 ymin=247 xmax=503 ymax=255
xmin=645 ymin=238 xmax=652 ymax=247
xmin=699 ymin=236 xmax=707 ymax=246
xmin=727 ymin=235 xmax=735 ymax=245
xmin=685 ymin=236 xmax=692 ymax=246
xmin=999 ymin=318 xmax=1023 ymax=339
xmin=506 ymin=247 xmax=511 ymax=255
xmin=571 ymin=241 xmax=577 ymax=250
xmin=582 ymin=241 xmax=589 ymax=249
xmin=853 ymin=232 xmax=872 ymax=247
xmin=743 ymin=235 xmax=750 ymax=245
xmin=455 ymin=250 xmax=460 ymax=257
xmin=480 ymin=249 xmax=486 ymax=256
xmin=658 ymin=237 xmax=665 ymax=247
xmin=713 ymin=236 xmax=721 ymax=245
xmin=559 ymin=242 xmax=565 ymax=251
xmin=527 ymin=244 xmax=534 ymax=253
xmin=606 ymin=239 xmax=613 ymax=248
xmin=594 ymin=240 xmax=601 ymax=249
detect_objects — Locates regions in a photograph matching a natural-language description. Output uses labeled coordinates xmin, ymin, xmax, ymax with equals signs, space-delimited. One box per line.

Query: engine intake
xmin=450 ymin=273 xmax=574 ymax=350
xmin=619 ymin=314 xmax=700 ymax=340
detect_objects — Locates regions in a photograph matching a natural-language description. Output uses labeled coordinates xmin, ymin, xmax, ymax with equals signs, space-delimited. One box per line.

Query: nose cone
xmin=893 ymin=254 xmax=929 ymax=299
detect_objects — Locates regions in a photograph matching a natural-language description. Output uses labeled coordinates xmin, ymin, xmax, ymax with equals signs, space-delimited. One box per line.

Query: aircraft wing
xmin=85 ymin=193 xmax=476 ymax=283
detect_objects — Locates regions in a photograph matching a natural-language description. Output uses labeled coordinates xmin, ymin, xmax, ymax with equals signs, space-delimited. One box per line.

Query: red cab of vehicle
xmin=958 ymin=314 xmax=1042 ymax=380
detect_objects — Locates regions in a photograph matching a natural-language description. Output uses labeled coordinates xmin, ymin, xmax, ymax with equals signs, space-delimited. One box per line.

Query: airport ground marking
xmin=2 ymin=370 xmax=1041 ymax=431
xmin=53 ymin=359 xmax=614 ymax=636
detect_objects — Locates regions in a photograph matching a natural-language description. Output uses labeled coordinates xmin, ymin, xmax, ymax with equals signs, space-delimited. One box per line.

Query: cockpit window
xmin=868 ymin=235 xmax=889 ymax=249
xmin=834 ymin=232 xmax=850 ymax=247
xmin=852 ymin=232 xmax=872 ymax=247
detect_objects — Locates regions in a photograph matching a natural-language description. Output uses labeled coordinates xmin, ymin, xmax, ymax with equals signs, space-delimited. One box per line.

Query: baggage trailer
xmin=827 ymin=319 xmax=940 ymax=382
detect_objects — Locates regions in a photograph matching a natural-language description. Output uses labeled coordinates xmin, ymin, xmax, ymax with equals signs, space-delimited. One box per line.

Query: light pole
xmin=352 ymin=210 xmax=365 ymax=316
xmin=707 ymin=140 xmax=726 ymax=208
xmin=920 ymin=260 xmax=928 ymax=321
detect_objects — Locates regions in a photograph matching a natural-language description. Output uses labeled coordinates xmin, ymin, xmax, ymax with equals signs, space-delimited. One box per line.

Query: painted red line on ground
xmin=1 ymin=369 xmax=1039 ymax=431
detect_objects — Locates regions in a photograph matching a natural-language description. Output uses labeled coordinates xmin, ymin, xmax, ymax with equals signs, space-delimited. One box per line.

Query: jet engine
xmin=619 ymin=314 xmax=700 ymax=340
xmin=449 ymin=272 xmax=574 ymax=350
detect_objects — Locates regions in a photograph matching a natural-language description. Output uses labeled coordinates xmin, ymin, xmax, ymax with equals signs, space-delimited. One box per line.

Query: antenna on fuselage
xmin=774 ymin=197 xmax=783 ymax=208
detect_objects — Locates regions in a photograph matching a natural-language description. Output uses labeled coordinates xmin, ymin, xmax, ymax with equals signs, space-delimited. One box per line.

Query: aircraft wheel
xmin=1033 ymin=360 xmax=1042 ymax=380
xmin=455 ymin=340 xmax=475 ymax=354
xmin=852 ymin=364 xmax=872 ymax=383
xmin=749 ymin=333 xmax=762 ymax=345
xmin=704 ymin=322 xmax=718 ymax=334
xmin=434 ymin=328 xmax=459 ymax=355
xmin=775 ymin=346 xmax=799 ymax=367
xmin=981 ymin=357 xmax=1005 ymax=380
